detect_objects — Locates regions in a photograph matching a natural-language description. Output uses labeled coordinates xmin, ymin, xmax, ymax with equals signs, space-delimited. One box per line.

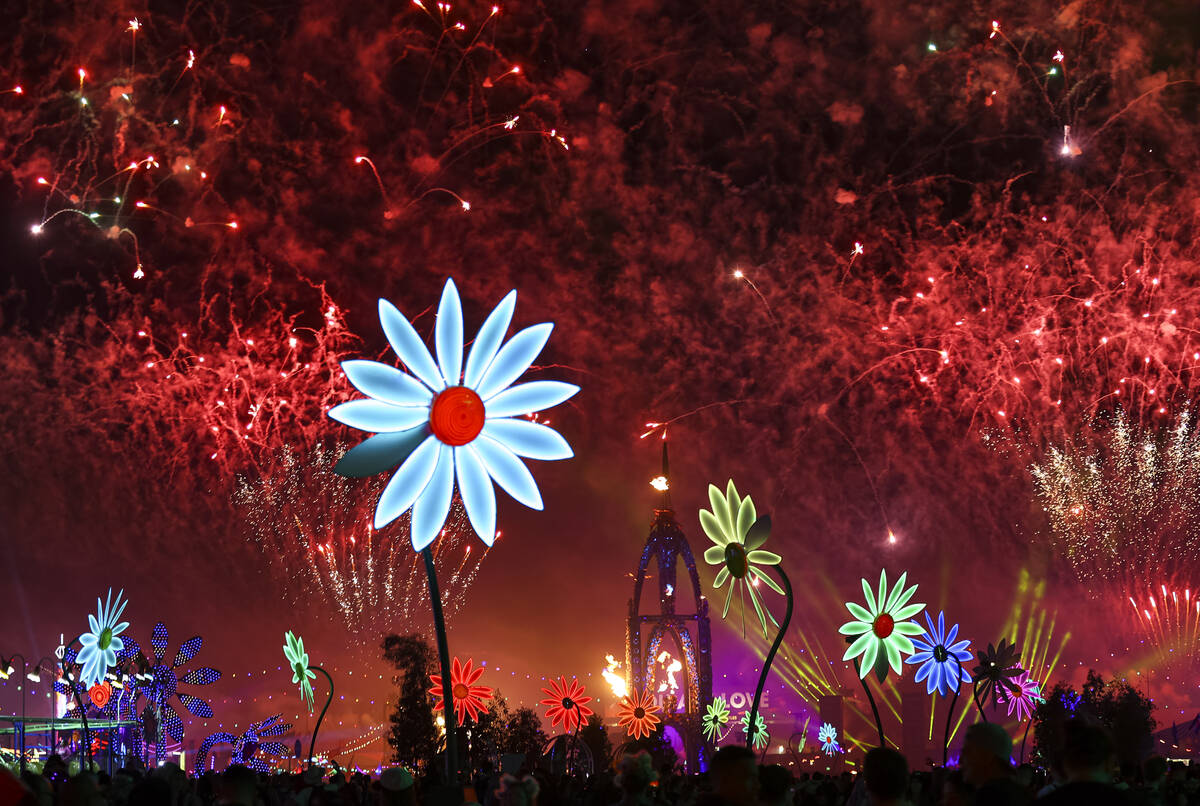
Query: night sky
xmin=4 ymin=0 xmax=1200 ymax=765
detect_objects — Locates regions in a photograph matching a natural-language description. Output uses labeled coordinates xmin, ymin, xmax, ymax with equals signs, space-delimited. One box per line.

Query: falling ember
xmin=649 ymin=475 xmax=669 ymax=491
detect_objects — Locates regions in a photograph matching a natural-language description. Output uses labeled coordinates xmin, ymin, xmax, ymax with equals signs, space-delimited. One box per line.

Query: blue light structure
xmin=905 ymin=611 xmax=973 ymax=696
xmin=77 ymin=589 xmax=130 ymax=687
xmin=194 ymin=715 xmax=293 ymax=774
xmin=330 ymin=278 xmax=579 ymax=550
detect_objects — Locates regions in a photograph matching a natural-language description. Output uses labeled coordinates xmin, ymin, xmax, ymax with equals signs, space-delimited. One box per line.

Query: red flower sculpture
xmin=539 ymin=676 xmax=594 ymax=733
xmin=429 ymin=657 xmax=492 ymax=726
xmin=617 ymin=689 xmax=662 ymax=740
xmin=88 ymin=682 xmax=112 ymax=709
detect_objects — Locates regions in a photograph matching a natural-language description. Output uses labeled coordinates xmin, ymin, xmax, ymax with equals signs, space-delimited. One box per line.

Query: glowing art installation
xmin=818 ymin=723 xmax=841 ymax=756
xmin=1002 ymin=671 xmax=1043 ymax=722
xmin=283 ymin=631 xmax=316 ymax=711
xmin=430 ymin=657 xmax=493 ymax=726
xmin=905 ymin=611 xmax=973 ymax=696
xmin=617 ymin=689 xmax=662 ymax=740
xmin=280 ymin=631 xmax=334 ymax=769
xmin=88 ymin=683 xmax=112 ymax=710
xmin=330 ymin=278 xmax=579 ymax=550
xmin=195 ymin=715 xmax=294 ymax=774
xmin=741 ymin=710 xmax=769 ymax=750
xmin=702 ymin=696 xmax=731 ymax=742
xmin=540 ymin=676 xmax=594 ymax=734
xmin=971 ymin=639 xmax=1023 ymax=717
xmin=699 ymin=480 xmax=782 ymax=638
xmin=77 ymin=588 xmax=130 ymax=687
xmin=839 ymin=570 xmax=925 ymax=681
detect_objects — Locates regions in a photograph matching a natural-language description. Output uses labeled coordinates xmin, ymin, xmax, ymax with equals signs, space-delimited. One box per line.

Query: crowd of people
xmin=1 ymin=718 xmax=1197 ymax=806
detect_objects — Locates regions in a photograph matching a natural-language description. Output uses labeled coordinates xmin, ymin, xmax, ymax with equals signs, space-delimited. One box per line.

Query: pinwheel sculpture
xmin=330 ymin=279 xmax=578 ymax=777
xmin=700 ymin=480 xmax=791 ymax=750
xmin=194 ymin=715 xmax=294 ymax=774
xmin=282 ymin=631 xmax=333 ymax=769
xmin=839 ymin=570 xmax=925 ymax=745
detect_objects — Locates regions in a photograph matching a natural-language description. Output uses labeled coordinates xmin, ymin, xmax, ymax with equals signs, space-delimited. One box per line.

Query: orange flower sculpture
xmin=429 ymin=657 xmax=492 ymax=726
xmin=88 ymin=682 xmax=112 ymax=709
xmin=540 ymin=676 xmax=594 ymax=733
xmin=617 ymin=689 xmax=662 ymax=740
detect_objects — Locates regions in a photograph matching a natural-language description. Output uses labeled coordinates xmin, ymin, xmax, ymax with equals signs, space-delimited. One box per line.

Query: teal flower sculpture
xmin=77 ymin=589 xmax=130 ymax=687
xmin=330 ymin=278 xmax=579 ymax=550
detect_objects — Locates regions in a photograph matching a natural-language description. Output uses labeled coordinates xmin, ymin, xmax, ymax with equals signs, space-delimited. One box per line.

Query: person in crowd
xmin=613 ymin=753 xmax=655 ymax=806
xmin=1037 ymin=720 xmax=1130 ymax=806
xmin=961 ymin=723 xmax=1029 ymax=806
xmin=862 ymin=747 xmax=907 ymax=806
xmin=757 ymin=766 xmax=791 ymax=806
xmin=696 ymin=746 xmax=759 ymax=806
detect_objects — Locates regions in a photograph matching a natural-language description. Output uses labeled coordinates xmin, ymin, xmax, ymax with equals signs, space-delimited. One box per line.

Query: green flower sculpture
xmin=283 ymin=631 xmax=317 ymax=711
xmin=741 ymin=710 xmax=769 ymax=750
xmin=702 ymin=696 xmax=731 ymax=741
xmin=840 ymin=570 xmax=925 ymax=681
xmin=700 ymin=480 xmax=783 ymax=637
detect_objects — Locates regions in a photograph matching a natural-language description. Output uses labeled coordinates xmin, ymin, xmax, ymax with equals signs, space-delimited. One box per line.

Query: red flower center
xmin=634 ymin=707 xmax=646 ymax=719
xmin=873 ymin=613 xmax=894 ymax=638
xmin=453 ymin=683 xmax=469 ymax=699
xmin=430 ymin=386 xmax=486 ymax=446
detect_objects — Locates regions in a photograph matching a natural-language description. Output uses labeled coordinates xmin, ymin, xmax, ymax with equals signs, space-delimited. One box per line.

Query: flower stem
xmin=307 ymin=666 xmax=334 ymax=770
xmin=943 ymin=657 xmax=964 ymax=766
xmin=1020 ymin=717 xmax=1033 ymax=765
xmin=746 ymin=566 xmax=792 ymax=751
xmin=851 ymin=658 xmax=886 ymax=747
xmin=972 ymin=681 xmax=989 ymax=723
xmin=423 ymin=547 xmax=458 ymax=782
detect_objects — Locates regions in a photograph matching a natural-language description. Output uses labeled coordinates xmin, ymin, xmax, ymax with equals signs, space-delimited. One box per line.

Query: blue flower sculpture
xmin=905 ymin=611 xmax=973 ymax=696
xmin=330 ymin=279 xmax=579 ymax=550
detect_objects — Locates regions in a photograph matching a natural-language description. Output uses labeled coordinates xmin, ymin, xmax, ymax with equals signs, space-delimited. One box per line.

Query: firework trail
xmin=235 ymin=444 xmax=488 ymax=644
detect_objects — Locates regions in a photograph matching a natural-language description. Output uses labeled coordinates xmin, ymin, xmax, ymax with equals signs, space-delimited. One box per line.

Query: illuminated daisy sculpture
xmin=905 ymin=611 xmax=973 ymax=696
xmin=971 ymin=639 xmax=1023 ymax=719
xmin=617 ymin=689 xmax=662 ymax=740
xmin=330 ymin=278 xmax=579 ymax=550
xmin=280 ymin=631 xmax=334 ymax=770
xmin=430 ymin=657 xmax=493 ymax=726
xmin=700 ymin=480 xmax=792 ymax=752
xmin=1001 ymin=671 xmax=1043 ymax=722
xmin=77 ymin=588 xmax=130 ymax=687
xmin=540 ymin=676 xmax=594 ymax=734
xmin=840 ymin=570 xmax=925 ymax=682
xmin=283 ymin=631 xmax=316 ymax=711
xmin=699 ymin=480 xmax=782 ymax=638
xmin=818 ymin=723 xmax=841 ymax=756
xmin=741 ymin=711 xmax=769 ymax=750
xmin=702 ymin=696 xmax=731 ymax=742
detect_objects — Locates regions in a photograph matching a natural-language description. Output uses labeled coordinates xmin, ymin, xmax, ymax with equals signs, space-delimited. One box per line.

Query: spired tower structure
xmin=625 ymin=442 xmax=713 ymax=771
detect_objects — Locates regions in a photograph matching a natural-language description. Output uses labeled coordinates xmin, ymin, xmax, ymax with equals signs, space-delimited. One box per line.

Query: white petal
xmin=482 ymin=418 xmax=573 ymax=460
xmin=378 ymin=298 xmax=445 ymax=391
xmin=342 ymin=360 xmax=434 ymax=407
xmin=475 ymin=323 xmax=553 ymax=400
xmin=455 ymin=446 xmax=497 ymax=545
xmin=473 ymin=436 xmax=544 ymax=509
xmin=373 ymin=436 xmax=441 ymax=528
xmin=410 ymin=445 xmax=455 ymax=550
xmin=484 ymin=381 xmax=579 ymax=417
xmin=435 ymin=279 xmax=464 ymax=386
xmin=329 ymin=400 xmax=430 ymax=433
xmin=464 ymin=290 xmax=516 ymax=388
